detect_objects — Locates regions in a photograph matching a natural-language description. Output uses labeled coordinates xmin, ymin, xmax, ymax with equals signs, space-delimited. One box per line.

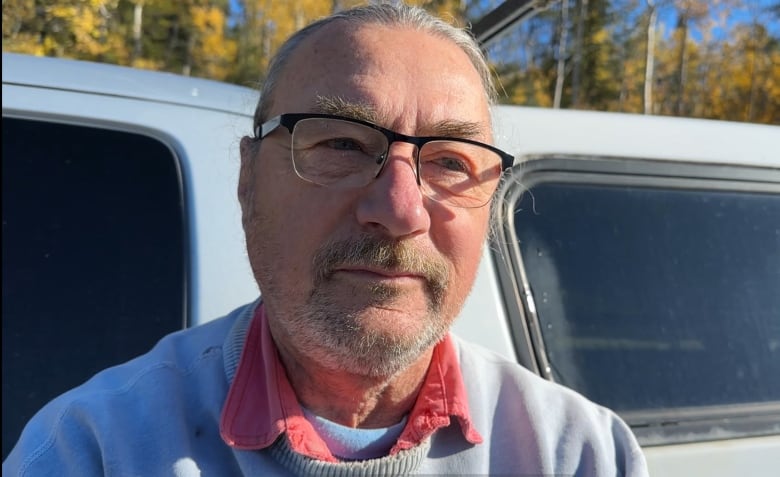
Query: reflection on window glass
xmin=514 ymin=182 xmax=780 ymax=412
xmin=1 ymin=118 xmax=185 ymax=459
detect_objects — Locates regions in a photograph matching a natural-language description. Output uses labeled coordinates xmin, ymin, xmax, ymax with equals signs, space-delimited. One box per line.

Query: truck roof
xmin=493 ymin=105 xmax=779 ymax=168
xmin=2 ymin=52 xmax=258 ymax=117
xmin=4 ymin=52 xmax=778 ymax=169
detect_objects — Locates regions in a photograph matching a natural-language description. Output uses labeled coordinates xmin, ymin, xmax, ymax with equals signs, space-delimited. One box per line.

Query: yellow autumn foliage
xmin=1 ymin=0 xmax=777 ymax=124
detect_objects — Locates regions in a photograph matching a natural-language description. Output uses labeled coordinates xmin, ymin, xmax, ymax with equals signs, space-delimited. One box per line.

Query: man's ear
xmin=237 ymin=136 xmax=256 ymax=221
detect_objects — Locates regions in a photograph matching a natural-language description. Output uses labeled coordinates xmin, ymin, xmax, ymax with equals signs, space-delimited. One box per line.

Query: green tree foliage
xmin=2 ymin=0 xmax=778 ymax=124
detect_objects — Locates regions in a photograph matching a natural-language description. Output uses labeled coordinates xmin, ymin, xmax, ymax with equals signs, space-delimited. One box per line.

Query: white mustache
xmin=311 ymin=234 xmax=449 ymax=300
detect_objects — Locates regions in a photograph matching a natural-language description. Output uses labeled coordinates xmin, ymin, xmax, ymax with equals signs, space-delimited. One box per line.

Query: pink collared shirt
xmin=220 ymin=304 xmax=483 ymax=463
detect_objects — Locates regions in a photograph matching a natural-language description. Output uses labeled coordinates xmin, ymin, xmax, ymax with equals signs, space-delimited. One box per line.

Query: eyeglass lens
xmin=290 ymin=117 xmax=502 ymax=207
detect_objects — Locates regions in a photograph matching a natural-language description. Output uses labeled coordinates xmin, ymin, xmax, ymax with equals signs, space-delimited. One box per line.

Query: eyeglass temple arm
xmin=256 ymin=116 xmax=283 ymax=139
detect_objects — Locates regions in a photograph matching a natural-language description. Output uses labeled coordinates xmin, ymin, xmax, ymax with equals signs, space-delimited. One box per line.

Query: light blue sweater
xmin=4 ymin=302 xmax=648 ymax=476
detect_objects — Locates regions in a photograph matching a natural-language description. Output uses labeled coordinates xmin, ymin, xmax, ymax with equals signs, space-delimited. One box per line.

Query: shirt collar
xmin=220 ymin=303 xmax=482 ymax=462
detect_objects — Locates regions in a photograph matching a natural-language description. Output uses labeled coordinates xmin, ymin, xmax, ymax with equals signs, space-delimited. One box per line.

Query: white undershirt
xmin=301 ymin=407 xmax=408 ymax=460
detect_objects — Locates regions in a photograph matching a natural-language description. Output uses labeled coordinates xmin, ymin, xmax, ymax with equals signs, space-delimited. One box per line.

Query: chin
xmin=293 ymin=305 xmax=450 ymax=377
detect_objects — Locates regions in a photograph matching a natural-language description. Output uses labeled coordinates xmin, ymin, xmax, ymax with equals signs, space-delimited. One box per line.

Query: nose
xmin=355 ymin=143 xmax=430 ymax=239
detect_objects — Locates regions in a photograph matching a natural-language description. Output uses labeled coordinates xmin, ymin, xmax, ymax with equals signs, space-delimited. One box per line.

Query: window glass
xmin=513 ymin=182 xmax=780 ymax=412
xmin=1 ymin=118 xmax=186 ymax=458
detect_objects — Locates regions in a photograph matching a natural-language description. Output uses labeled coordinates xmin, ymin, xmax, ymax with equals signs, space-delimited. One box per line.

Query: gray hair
xmin=253 ymin=3 xmax=495 ymax=133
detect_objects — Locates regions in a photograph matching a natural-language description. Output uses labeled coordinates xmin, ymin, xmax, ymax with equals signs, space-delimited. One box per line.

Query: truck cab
xmin=3 ymin=52 xmax=779 ymax=475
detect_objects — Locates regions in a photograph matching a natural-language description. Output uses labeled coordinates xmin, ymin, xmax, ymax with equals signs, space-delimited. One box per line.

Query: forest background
xmin=3 ymin=0 xmax=779 ymax=124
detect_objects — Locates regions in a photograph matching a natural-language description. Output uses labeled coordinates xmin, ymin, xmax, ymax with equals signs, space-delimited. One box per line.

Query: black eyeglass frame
xmin=255 ymin=113 xmax=515 ymax=183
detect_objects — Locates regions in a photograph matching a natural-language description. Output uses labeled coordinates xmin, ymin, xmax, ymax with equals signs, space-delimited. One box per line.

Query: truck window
xmin=500 ymin=157 xmax=780 ymax=444
xmin=1 ymin=118 xmax=186 ymax=458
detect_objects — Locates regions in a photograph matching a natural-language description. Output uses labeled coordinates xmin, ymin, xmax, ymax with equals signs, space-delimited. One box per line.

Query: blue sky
xmin=673 ymin=0 xmax=780 ymax=41
xmin=228 ymin=0 xmax=779 ymax=40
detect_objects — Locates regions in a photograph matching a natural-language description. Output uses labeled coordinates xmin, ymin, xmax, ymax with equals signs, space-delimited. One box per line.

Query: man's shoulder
xmin=450 ymin=333 xmax=536 ymax=382
xmin=27 ymin=301 xmax=254 ymax=409
xmin=451 ymin=334 xmax=647 ymax=475
xmin=3 ymin=302 xmax=258 ymax=474
xmin=455 ymin=330 xmax=619 ymax=424
xmin=154 ymin=301 xmax=255 ymax=362
xmin=68 ymin=300 xmax=256 ymax=397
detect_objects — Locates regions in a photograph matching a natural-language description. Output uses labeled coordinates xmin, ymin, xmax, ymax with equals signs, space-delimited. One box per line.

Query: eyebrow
xmin=424 ymin=119 xmax=485 ymax=140
xmin=314 ymin=96 xmax=379 ymax=123
xmin=314 ymin=95 xmax=488 ymax=140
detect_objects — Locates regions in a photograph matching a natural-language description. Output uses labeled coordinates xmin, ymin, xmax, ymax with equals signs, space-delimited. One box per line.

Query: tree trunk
xmin=644 ymin=0 xmax=657 ymax=114
xmin=554 ymin=0 xmax=570 ymax=109
xmin=132 ymin=1 xmax=144 ymax=62
xmin=746 ymin=23 xmax=759 ymax=122
xmin=571 ymin=0 xmax=588 ymax=107
xmin=674 ymin=12 xmax=689 ymax=116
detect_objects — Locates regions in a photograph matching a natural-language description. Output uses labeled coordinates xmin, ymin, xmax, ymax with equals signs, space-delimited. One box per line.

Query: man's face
xmin=239 ymin=23 xmax=494 ymax=377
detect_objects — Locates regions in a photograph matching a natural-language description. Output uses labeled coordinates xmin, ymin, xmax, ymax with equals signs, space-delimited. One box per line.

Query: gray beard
xmin=286 ymin=234 xmax=451 ymax=377
xmin=294 ymin=295 xmax=446 ymax=377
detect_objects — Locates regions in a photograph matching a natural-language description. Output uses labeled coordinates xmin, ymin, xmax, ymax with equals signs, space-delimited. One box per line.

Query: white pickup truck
xmin=3 ymin=52 xmax=779 ymax=475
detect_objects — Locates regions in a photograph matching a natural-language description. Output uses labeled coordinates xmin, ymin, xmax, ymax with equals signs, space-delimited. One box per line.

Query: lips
xmin=334 ymin=266 xmax=425 ymax=280
xmin=313 ymin=235 xmax=444 ymax=283
xmin=311 ymin=234 xmax=450 ymax=311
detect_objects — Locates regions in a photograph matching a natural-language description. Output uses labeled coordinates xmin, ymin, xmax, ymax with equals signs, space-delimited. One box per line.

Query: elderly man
xmin=4 ymin=3 xmax=647 ymax=476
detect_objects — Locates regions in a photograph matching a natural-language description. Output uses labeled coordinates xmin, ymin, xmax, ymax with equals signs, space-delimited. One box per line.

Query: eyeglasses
xmin=256 ymin=113 xmax=514 ymax=208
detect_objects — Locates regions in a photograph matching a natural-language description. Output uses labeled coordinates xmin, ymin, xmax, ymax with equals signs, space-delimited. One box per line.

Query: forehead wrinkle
xmin=314 ymin=96 xmax=488 ymax=141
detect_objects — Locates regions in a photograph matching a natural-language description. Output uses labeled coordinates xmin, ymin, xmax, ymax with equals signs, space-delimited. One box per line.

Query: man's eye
xmin=433 ymin=157 xmax=469 ymax=173
xmin=324 ymin=137 xmax=363 ymax=151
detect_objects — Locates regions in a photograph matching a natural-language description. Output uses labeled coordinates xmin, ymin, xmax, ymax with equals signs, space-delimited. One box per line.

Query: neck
xmin=273 ymin=333 xmax=434 ymax=429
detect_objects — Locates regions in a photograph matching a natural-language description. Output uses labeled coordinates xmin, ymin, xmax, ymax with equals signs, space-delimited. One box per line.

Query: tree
xmin=670 ymin=0 xmax=709 ymax=115
xmin=644 ymin=0 xmax=658 ymax=113
xmin=571 ymin=0 xmax=587 ymax=106
xmin=718 ymin=23 xmax=780 ymax=123
xmin=2 ymin=0 xmax=37 ymax=53
xmin=187 ymin=1 xmax=236 ymax=80
xmin=554 ymin=0 xmax=571 ymax=108
xmin=3 ymin=0 xmax=778 ymax=124
xmin=227 ymin=0 xmax=366 ymax=87
xmin=2 ymin=0 xmax=127 ymax=61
